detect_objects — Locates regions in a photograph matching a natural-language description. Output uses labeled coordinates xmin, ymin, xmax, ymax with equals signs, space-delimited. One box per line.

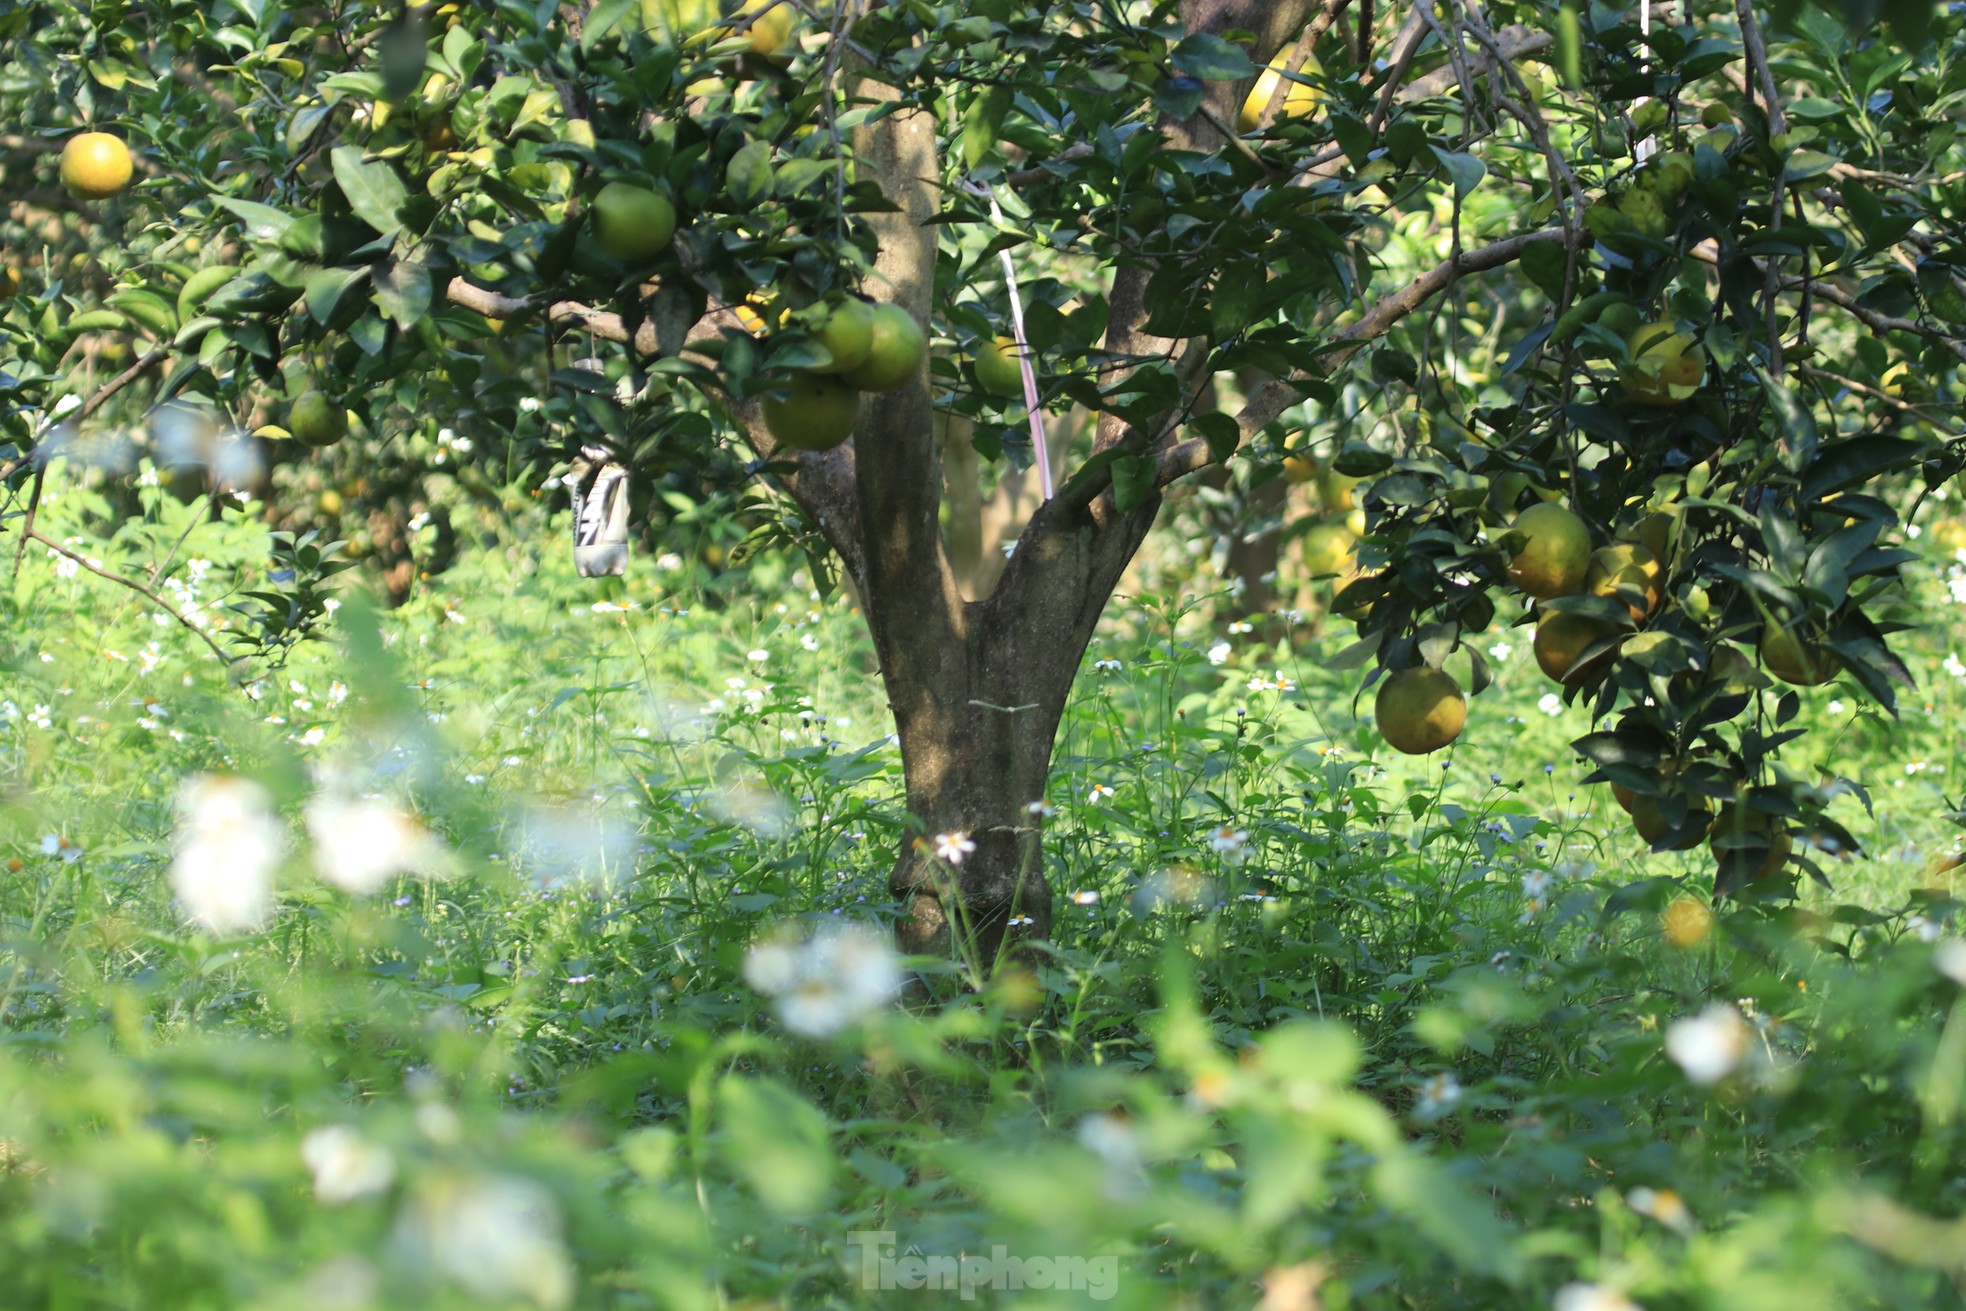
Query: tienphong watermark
xmin=847 ymin=1230 xmax=1120 ymax=1301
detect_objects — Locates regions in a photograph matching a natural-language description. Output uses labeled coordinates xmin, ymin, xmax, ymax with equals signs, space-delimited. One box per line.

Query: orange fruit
xmin=289 ymin=391 xmax=347 ymax=448
xmin=838 ymin=304 xmax=926 ymax=393
xmin=1584 ymin=543 xmax=1663 ymax=622
xmin=1374 ymin=667 xmax=1467 ymax=755
xmin=1759 ymin=619 xmax=1837 ymax=686
xmin=61 ymin=132 xmax=134 ymax=199
xmin=591 ymin=182 xmax=678 ymax=264
xmin=1505 ymin=503 xmax=1592 ymax=598
xmin=1534 ymin=612 xmax=1616 ymax=684
xmin=763 ymin=372 xmax=860 ymax=451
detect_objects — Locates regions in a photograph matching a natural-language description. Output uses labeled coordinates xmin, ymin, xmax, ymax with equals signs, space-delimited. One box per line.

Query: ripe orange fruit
xmin=1759 ymin=619 xmax=1837 ymax=686
xmin=1584 ymin=543 xmax=1663 ymax=622
xmin=61 ymin=132 xmax=134 ymax=199
xmin=763 ymin=372 xmax=860 ymax=451
xmin=1534 ymin=612 xmax=1616 ymax=684
xmin=1505 ymin=503 xmax=1592 ymax=598
xmin=838 ymin=304 xmax=926 ymax=393
xmin=289 ymin=391 xmax=347 ymax=448
xmin=1238 ymin=59 xmax=1324 ymax=133
xmin=591 ymin=182 xmax=678 ymax=264
xmin=1632 ymin=792 xmax=1712 ymax=850
xmin=1709 ymin=803 xmax=1793 ymax=887
xmin=0 ymin=266 xmax=20 ymax=300
xmin=1662 ymin=894 xmax=1714 ymax=947
xmin=1280 ymin=442 xmax=1319 ymax=484
xmin=1318 ymin=467 xmax=1364 ymax=514
xmin=1374 ymin=667 xmax=1467 ymax=755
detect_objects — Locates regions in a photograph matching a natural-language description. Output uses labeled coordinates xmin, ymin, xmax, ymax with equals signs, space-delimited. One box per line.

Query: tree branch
xmin=23 ymin=529 xmax=240 ymax=667
xmin=1154 ymin=227 xmax=1582 ymax=488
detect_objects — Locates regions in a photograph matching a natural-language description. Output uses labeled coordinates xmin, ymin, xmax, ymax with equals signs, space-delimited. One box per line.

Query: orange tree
xmin=4 ymin=0 xmax=1965 ymax=964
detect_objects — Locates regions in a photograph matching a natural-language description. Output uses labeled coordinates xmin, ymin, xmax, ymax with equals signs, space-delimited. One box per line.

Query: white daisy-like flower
xmin=1414 ymin=1071 xmax=1462 ymax=1121
xmin=306 ymin=796 xmax=452 ymax=895
xmin=1665 ymin=1003 xmax=1749 ymax=1086
xmin=302 ymin=1126 xmax=397 ymax=1204
xmin=1207 ymin=640 xmax=1232 ymax=665
xmin=744 ymin=922 xmax=901 ymax=1037
xmin=1552 ymin=1283 xmax=1642 ymax=1311
xmin=933 ymin=831 xmax=976 ymax=864
xmin=1026 ymin=800 xmax=1056 ymax=820
xmin=1093 ymin=658 xmax=1122 ymax=673
xmin=1907 ymin=912 xmax=1945 ymax=944
xmin=40 ymin=833 xmax=82 ymax=863
xmin=170 ymin=774 xmax=283 ymax=934
xmin=1521 ymin=869 xmax=1552 ymax=899
xmin=396 ymin=1174 xmax=573 ymax=1310
xmin=1538 ymin=692 xmax=1564 ymax=716
xmin=1071 ymin=889 xmax=1101 ymax=906
xmin=1208 ymin=825 xmax=1251 ymax=864
xmin=1088 ymin=783 xmax=1115 ymax=805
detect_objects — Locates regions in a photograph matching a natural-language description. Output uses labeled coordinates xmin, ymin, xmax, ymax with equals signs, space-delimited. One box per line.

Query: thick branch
xmin=1155 ymin=227 xmax=1582 ymax=488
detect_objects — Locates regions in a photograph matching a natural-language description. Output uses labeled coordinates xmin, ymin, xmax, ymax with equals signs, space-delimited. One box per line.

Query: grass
xmin=4 ymin=469 xmax=1966 ymax=1308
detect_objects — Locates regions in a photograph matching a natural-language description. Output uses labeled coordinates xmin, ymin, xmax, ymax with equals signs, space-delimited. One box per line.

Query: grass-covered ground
xmin=7 ymin=473 xmax=1966 ymax=1309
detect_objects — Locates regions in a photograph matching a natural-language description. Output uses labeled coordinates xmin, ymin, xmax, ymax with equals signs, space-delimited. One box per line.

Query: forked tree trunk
xmin=728 ymin=2 xmax=1317 ymax=967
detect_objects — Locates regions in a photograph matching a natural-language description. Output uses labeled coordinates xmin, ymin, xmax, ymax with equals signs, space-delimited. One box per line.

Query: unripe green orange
xmin=591 ymin=182 xmax=678 ymax=264
xmin=763 ymin=372 xmax=860 ymax=451
xmin=838 ymin=304 xmax=926 ymax=393
xmin=809 ymin=299 xmax=875 ymax=375
xmin=289 ymin=390 xmax=348 ymax=448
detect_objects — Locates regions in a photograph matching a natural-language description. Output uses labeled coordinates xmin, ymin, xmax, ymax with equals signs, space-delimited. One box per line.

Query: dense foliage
xmin=11 ymin=0 xmax=1966 ymax=1305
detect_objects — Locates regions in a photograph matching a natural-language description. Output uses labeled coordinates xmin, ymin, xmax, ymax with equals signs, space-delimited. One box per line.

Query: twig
xmin=1736 ymin=0 xmax=1789 ymax=371
xmin=1150 ymin=226 xmax=1584 ymax=490
xmin=1255 ymin=0 xmax=1353 ymax=132
xmin=1686 ymin=245 xmax=1966 ymax=365
xmin=23 ymin=529 xmax=240 ymax=666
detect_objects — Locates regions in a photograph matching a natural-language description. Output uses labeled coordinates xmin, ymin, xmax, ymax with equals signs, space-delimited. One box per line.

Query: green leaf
xmin=718 ymin=1076 xmax=834 ymax=1216
xmin=373 ymin=257 xmax=432 ymax=329
xmin=303 ymin=265 xmax=369 ymax=327
xmin=1170 ymin=33 xmax=1254 ymax=81
xmin=962 ymin=85 xmax=1013 ymax=170
xmin=1429 ymin=146 xmax=1486 ymax=199
xmin=215 ymin=198 xmax=295 ymax=242
xmin=1783 ymin=149 xmax=1840 ymax=181
xmin=1799 ymin=435 xmax=1924 ymax=502
xmin=582 ymin=0 xmax=638 ymax=50
xmin=725 ymin=139 xmax=773 ymax=209
xmin=330 ymin=145 xmax=408 ymax=238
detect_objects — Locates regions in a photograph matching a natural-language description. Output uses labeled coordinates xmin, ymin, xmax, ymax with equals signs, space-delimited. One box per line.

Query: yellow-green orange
xmin=839 ymin=304 xmax=926 ymax=393
xmin=972 ymin=336 xmax=1027 ymax=398
xmin=1585 ymin=542 xmax=1663 ymax=622
xmin=1760 ymin=619 xmax=1837 ymax=686
xmin=0 ymin=266 xmax=19 ymax=300
xmin=1632 ymin=793 xmax=1711 ymax=850
xmin=764 ymin=373 xmax=861 ymax=451
xmin=810 ymin=299 xmax=874 ymax=375
xmin=1534 ymin=612 xmax=1616 ymax=684
xmin=1301 ymin=523 xmax=1357 ymax=578
xmin=289 ymin=391 xmax=347 ymax=449
xmin=1622 ymin=320 xmax=1705 ymax=405
xmin=1281 ymin=444 xmax=1319 ymax=484
xmin=1318 ymin=467 xmax=1364 ymax=513
xmin=732 ymin=0 xmax=794 ymax=61
xmin=591 ymin=182 xmax=678 ymax=264
xmin=61 ymin=132 xmax=133 ymax=200
xmin=1238 ymin=60 xmax=1323 ymax=133
xmin=1505 ymin=502 xmax=1592 ymax=599
xmin=1374 ymin=667 xmax=1467 ymax=755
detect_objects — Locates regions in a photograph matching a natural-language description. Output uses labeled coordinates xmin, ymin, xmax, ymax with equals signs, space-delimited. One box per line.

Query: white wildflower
xmin=1665 ymin=1003 xmax=1749 ymax=1086
xmin=302 ymin=1126 xmax=397 ymax=1204
xmin=744 ymin=921 xmax=901 ymax=1037
xmin=169 ymin=774 xmax=283 ymax=934
xmin=307 ymin=796 xmax=452 ymax=895
xmin=933 ymin=831 xmax=976 ymax=864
